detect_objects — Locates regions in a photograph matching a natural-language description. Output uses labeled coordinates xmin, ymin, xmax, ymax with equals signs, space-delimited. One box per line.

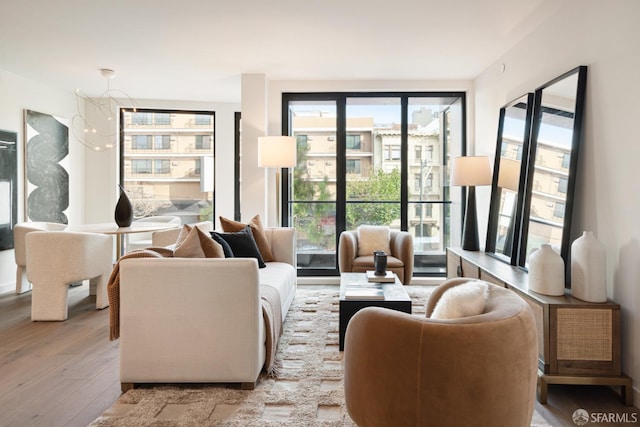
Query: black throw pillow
xmin=210 ymin=232 xmax=235 ymax=258
xmin=210 ymin=226 xmax=266 ymax=268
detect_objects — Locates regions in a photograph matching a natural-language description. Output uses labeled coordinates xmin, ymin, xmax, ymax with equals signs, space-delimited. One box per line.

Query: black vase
xmin=374 ymin=251 xmax=387 ymax=276
xmin=114 ymin=185 xmax=133 ymax=227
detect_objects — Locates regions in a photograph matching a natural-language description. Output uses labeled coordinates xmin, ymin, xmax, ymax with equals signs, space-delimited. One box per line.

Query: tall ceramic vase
xmin=571 ymin=231 xmax=606 ymax=303
xmin=114 ymin=185 xmax=133 ymax=227
xmin=528 ymin=244 xmax=565 ymax=296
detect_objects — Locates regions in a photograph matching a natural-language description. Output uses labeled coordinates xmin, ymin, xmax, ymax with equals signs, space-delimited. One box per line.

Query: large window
xmin=283 ymin=93 xmax=465 ymax=276
xmin=120 ymin=108 xmax=215 ymax=222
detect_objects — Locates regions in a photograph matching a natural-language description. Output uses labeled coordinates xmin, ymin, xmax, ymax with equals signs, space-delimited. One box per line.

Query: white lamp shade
xmin=497 ymin=158 xmax=521 ymax=191
xmin=450 ymin=156 xmax=492 ymax=186
xmin=258 ymin=136 xmax=297 ymax=168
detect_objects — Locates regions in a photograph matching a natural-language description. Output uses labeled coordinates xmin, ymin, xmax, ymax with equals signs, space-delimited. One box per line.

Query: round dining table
xmin=64 ymin=222 xmax=180 ymax=258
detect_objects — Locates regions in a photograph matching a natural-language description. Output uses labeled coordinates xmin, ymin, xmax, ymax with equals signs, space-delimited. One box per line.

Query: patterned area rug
xmin=89 ymin=286 xmax=552 ymax=426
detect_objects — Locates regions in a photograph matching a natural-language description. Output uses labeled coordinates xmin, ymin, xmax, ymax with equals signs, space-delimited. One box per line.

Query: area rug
xmin=89 ymin=286 xmax=552 ymax=427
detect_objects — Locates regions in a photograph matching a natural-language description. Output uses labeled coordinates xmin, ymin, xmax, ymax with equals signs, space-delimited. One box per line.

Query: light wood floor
xmin=0 ymin=284 xmax=637 ymax=427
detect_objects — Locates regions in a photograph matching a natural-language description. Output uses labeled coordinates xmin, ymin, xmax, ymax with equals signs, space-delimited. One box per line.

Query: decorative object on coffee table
xmin=373 ymin=250 xmax=387 ymax=275
xmin=528 ymin=244 xmax=565 ymax=296
xmin=571 ymin=231 xmax=607 ymax=303
xmin=114 ymin=184 xmax=133 ymax=227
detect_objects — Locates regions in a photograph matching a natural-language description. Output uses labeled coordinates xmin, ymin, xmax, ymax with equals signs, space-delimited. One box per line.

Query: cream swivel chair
xmin=26 ymin=231 xmax=114 ymax=321
xmin=338 ymin=228 xmax=414 ymax=284
xmin=344 ymin=278 xmax=539 ymax=427
xmin=151 ymin=221 xmax=214 ymax=248
xmin=125 ymin=215 xmax=181 ymax=251
xmin=14 ymin=221 xmax=67 ymax=294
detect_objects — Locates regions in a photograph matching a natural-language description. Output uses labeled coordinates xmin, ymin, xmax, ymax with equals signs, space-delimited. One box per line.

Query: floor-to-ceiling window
xmin=283 ymin=93 xmax=465 ymax=276
xmin=120 ymin=108 xmax=215 ymax=223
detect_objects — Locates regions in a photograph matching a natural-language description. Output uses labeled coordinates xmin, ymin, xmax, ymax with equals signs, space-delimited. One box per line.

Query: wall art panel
xmin=0 ymin=130 xmax=18 ymax=250
xmin=24 ymin=109 xmax=69 ymax=224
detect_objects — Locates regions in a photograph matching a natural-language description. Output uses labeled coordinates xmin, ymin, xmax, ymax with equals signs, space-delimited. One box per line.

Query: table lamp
xmin=258 ymin=136 xmax=297 ymax=225
xmin=451 ymin=156 xmax=492 ymax=251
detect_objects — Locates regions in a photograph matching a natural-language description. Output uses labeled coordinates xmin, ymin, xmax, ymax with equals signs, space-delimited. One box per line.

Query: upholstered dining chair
xmin=151 ymin=221 xmax=214 ymax=248
xmin=125 ymin=215 xmax=181 ymax=251
xmin=13 ymin=221 xmax=67 ymax=294
xmin=343 ymin=278 xmax=539 ymax=427
xmin=338 ymin=227 xmax=413 ymax=284
xmin=26 ymin=231 xmax=114 ymax=321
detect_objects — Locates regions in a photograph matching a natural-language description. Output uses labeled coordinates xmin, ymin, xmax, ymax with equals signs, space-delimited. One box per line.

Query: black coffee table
xmin=338 ymin=272 xmax=412 ymax=351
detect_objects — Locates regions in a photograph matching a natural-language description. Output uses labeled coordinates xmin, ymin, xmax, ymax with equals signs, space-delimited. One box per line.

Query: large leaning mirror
xmin=518 ymin=66 xmax=588 ymax=268
xmin=485 ymin=93 xmax=534 ymax=264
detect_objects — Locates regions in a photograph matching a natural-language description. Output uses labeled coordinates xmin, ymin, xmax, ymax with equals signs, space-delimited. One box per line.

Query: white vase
xmin=571 ymin=231 xmax=607 ymax=303
xmin=528 ymin=244 xmax=565 ymax=296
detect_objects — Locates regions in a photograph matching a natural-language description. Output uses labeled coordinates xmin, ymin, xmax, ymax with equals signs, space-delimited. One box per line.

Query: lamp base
xmin=462 ymin=186 xmax=480 ymax=251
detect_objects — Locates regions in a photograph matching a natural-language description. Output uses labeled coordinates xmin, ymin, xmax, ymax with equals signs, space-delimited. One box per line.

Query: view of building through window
xmin=120 ymin=108 xmax=215 ymax=223
xmin=285 ymin=94 xmax=464 ymax=275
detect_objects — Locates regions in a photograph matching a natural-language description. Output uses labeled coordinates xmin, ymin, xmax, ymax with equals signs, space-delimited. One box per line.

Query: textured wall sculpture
xmin=25 ymin=110 xmax=69 ymax=224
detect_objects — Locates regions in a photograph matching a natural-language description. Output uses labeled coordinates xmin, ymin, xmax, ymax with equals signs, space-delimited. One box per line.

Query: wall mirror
xmin=518 ymin=65 xmax=587 ymax=268
xmin=485 ymin=93 xmax=534 ymax=264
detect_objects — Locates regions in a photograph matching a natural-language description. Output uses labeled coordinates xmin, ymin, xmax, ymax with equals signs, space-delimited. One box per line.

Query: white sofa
xmin=118 ymin=227 xmax=297 ymax=391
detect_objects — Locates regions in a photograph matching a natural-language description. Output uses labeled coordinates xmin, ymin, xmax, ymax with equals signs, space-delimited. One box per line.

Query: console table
xmin=446 ymin=247 xmax=633 ymax=406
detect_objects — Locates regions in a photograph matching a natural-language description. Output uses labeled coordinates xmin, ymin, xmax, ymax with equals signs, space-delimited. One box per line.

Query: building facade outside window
xmin=120 ymin=108 xmax=215 ymax=222
xmin=283 ymin=93 xmax=465 ymax=276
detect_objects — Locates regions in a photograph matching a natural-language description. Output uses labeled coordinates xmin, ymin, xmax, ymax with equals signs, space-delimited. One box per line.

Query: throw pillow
xmin=430 ymin=280 xmax=490 ymax=320
xmin=210 ymin=226 xmax=266 ymax=268
xmin=174 ymin=224 xmax=224 ymax=258
xmin=219 ymin=214 xmax=275 ymax=262
xmin=357 ymin=225 xmax=391 ymax=257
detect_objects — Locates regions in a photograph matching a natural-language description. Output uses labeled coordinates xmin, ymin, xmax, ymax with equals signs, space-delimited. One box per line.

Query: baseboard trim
xmin=0 ymin=281 xmax=15 ymax=296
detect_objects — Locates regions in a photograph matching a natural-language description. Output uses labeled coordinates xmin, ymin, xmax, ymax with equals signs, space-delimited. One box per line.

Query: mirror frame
xmin=518 ymin=65 xmax=588 ymax=268
xmin=485 ymin=93 xmax=534 ymax=265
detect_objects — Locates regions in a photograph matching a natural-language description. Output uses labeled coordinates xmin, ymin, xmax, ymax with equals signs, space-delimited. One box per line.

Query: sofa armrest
xmin=264 ymin=227 xmax=296 ymax=266
xmin=119 ymin=257 xmax=264 ymax=384
xmin=390 ymin=231 xmax=414 ymax=284
xmin=338 ymin=231 xmax=357 ymax=273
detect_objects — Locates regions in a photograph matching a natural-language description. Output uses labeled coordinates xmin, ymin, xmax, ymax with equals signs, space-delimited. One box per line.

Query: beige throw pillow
xmin=174 ymin=224 xmax=224 ymax=258
xmin=430 ymin=281 xmax=490 ymax=320
xmin=357 ymin=225 xmax=391 ymax=257
xmin=219 ymin=214 xmax=274 ymax=262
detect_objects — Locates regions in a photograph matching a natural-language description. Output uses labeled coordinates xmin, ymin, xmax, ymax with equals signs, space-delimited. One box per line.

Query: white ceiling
xmin=0 ymin=0 xmax=561 ymax=104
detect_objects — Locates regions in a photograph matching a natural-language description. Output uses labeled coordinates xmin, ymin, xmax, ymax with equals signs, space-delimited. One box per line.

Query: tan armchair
xmin=338 ymin=230 xmax=413 ymax=284
xmin=344 ymin=278 xmax=539 ymax=427
xmin=14 ymin=221 xmax=67 ymax=294
xmin=26 ymin=231 xmax=113 ymax=321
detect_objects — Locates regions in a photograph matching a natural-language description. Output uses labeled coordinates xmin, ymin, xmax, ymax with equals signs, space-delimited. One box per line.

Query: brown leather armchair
xmin=338 ymin=230 xmax=413 ymax=284
xmin=343 ymin=278 xmax=539 ymax=427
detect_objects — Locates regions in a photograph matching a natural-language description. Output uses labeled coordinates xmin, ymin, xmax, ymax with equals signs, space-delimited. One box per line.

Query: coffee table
xmin=338 ymin=272 xmax=412 ymax=351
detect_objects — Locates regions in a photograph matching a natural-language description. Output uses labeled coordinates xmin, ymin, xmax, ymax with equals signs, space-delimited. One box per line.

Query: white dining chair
xmin=151 ymin=221 xmax=213 ymax=248
xmin=26 ymin=231 xmax=113 ymax=321
xmin=13 ymin=221 xmax=67 ymax=294
xmin=125 ymin=215 xmax=181 ymax=251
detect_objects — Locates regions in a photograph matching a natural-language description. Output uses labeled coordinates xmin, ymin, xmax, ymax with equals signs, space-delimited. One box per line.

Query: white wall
xmin=0 ymin=69 xmax=85 ymax=294
xmin=474 ymin=0 xmax=640 ymax=400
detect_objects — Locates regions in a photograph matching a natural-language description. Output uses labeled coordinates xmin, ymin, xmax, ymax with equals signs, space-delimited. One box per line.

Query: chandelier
xmin=71 ymin=68 xmax=136 ymax=151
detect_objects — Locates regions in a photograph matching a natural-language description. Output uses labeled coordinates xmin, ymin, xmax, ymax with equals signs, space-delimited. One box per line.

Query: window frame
xmin=282 ymin=91 xmax=466 ymax=277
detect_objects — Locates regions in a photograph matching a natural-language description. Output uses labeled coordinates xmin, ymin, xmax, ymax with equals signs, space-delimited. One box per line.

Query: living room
xmin=1 ymin=0 xmax=639 ymax=426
